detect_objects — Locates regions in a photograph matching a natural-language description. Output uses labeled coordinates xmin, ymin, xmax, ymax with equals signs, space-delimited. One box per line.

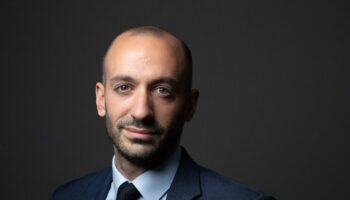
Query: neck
xmin=113 ymin=151 xmax=147 ymax=180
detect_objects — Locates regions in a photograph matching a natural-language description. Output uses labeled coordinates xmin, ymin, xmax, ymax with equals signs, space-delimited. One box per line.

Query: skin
xmin=95 ymin=32 xmax=199 ymax=180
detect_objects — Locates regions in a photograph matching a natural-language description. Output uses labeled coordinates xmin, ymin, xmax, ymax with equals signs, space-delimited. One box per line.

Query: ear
xmin=95 ymin=82 xmax=106 ymax=117
xmin=185 ymin=89 xmax=199 ymax=121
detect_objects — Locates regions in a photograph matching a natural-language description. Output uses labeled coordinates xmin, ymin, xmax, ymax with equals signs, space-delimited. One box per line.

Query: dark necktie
xmin=117 ymin=182 xmax=141 ymax=200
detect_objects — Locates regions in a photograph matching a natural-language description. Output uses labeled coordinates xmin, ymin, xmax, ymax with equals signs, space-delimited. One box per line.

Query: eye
xmin=154 ymin=86 xmax=172 ymax=97
xmin=115 ymin=84 xmax=132 ymax=94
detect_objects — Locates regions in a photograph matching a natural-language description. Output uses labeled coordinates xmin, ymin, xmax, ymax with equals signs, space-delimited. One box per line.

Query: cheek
xmin=154 ymin=101 xmax=186 ymax=127
xmin=105 ymin=95 xmax=131 ymax=120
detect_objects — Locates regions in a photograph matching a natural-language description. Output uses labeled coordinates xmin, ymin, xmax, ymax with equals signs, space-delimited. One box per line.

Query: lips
xmin=123 ymin=126 xmax=156 ymax=140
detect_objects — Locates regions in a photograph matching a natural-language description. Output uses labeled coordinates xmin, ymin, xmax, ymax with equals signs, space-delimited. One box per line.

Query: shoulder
xmin=51 ymin=167 xmax=112 ymax=200
xmin=198 ymin=166 xmax=276 ymax=200
xmin=177 ymin=148 xmax=276 ymax=200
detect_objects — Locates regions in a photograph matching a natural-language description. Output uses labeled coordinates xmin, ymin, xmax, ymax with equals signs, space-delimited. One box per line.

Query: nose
xmin=130 ymin=88 xmax=154 ymax=121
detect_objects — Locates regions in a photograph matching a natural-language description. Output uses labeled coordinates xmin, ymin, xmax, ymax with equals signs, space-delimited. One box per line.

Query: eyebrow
xmin=110 ymin=75 xmax=179 ymax=86
xmin=110 ymin=75 xmax=136 ymax=83
xmin=149 ymin=77 xmax=179 ymax=86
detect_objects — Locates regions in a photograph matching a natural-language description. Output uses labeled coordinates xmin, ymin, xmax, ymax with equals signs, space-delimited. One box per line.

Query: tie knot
xmin=117 ymin=182 xmax=141 ymax=200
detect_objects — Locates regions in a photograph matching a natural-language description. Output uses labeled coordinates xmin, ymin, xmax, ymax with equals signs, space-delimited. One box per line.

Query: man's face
xmin=96 ymin=34 xmax=198 ymax=166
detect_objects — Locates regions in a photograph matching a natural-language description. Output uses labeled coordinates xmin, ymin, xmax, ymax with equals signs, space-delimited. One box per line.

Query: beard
xmin=105 ymin=113 xmax=184 ymax=167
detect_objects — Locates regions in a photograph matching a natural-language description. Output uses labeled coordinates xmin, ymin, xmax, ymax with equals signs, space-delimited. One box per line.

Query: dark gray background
xmin=1 ymin=0 xmax=349 ymax=199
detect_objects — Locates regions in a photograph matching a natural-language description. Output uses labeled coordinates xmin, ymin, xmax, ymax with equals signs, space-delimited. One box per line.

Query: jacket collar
xmin=166 ymin=147 xmax=202 ymax=200
xmin=86 ymin=168 xmax=113 ymax=200
xmin=87 ymin=147 xmax=202 ymax=200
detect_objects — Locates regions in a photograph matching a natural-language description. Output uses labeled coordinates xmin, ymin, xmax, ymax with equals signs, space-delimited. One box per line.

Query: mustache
xmin=117 ymin=118 xmax=163 ymax=133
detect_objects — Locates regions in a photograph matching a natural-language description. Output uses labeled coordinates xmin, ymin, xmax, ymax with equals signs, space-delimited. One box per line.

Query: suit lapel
xmin=86 ymin=168 xmax=113 ymax=200
xmin=166 ymin=148 xmax=202 ymax=200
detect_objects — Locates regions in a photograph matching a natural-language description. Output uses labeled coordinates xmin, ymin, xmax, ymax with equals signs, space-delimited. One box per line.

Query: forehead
xmin=104 ymin=34 xmax=186 ymax=81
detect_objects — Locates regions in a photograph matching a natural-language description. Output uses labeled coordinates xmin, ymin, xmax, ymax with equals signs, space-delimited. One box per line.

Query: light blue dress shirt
xmin=105 ymin=147 xmax=181 ymax=200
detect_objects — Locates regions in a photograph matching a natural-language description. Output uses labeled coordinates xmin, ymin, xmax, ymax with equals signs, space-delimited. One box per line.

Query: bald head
xmin=102 ymin=26 xmax=193 ymax=91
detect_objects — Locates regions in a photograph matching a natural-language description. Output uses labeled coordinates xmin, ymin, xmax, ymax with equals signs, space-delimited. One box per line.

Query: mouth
xmin=123 ymin=126 xmax=157 ymax=140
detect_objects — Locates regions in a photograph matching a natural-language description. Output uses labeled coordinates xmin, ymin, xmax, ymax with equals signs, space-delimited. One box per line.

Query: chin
xmin=120 ymin=145 xmax=158 ymax=165
xmin=117 ymin=141 xmax=172 ymax=166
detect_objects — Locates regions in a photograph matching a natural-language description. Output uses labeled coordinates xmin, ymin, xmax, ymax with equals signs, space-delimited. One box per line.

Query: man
xmin=52 ymin=26 xmax=276 ymax=200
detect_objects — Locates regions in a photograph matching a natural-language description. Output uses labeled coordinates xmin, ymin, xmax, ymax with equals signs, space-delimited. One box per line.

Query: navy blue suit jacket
xmin=52 ymin=149 xmax=276 ymax=200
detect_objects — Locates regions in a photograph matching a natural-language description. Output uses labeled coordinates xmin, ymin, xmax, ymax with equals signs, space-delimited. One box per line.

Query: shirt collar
xmin=111 ymin=147 xmax=181 ymax=200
